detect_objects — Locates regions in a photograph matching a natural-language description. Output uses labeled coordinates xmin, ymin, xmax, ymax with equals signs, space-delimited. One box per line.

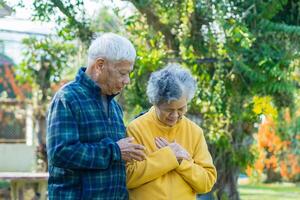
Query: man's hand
xmin=155 ymin=137 xmax=191 ymax=163
xmin=117 ymin=137 xmax=146 ymax=162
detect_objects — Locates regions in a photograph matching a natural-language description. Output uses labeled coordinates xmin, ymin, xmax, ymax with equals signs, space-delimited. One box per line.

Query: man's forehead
xmin=114 ymin=60 xmax=134 ymax=70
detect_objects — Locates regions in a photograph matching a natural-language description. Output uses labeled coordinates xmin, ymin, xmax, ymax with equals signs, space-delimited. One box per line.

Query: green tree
xmin=16 ymin=37 xmax=76 ymax=170
xmin=22 ymin=0 xmax=300 ymax=199
xmin=32 ymin=0 xmax=93 ymax=45
xmin=122 ymin=1 xmax=299 ymax=199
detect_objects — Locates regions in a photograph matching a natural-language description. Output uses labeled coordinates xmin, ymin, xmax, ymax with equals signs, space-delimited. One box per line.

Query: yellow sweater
xmin=126 ymin=107 xmax=217 ymax=200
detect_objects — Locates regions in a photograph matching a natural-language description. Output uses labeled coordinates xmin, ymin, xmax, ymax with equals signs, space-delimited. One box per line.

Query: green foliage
xmin=259 ymin=19 xmax=300 ymax=36
xmin=273 ymin=0 xmax=300 ymax=25
xmin=121 ymin=0 xmax=299 ymax=198
xmin=277 ymin=107 xmax=300 ymax=157
xmin=91 ymin=7 xmax=123 ymax=33
xmin=257 ymin=0 xmax=289 ymax=20
xmin=0 ymin=0 xmax=5 ymax=7
xmin=14 ymin=36 xmax=76 ymax=171
xmin=122 ymin=12 xmax=169 ymax=113
xmin=20 ymin=0 xmax=300 ymax=198
xmin=0 ymin=180 xmax=9 ymax=189
xmin=32 ymin=0 xmax=93 ymax=45
xmin=16 ymin=37 xmax=76 ymax=100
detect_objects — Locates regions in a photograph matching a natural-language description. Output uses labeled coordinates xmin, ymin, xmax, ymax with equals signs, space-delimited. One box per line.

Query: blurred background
xmin=0 ymin=0 xmax=299 ymax=199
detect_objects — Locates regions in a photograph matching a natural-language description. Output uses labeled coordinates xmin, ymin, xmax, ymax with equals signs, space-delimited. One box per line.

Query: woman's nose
xmin=170 ymin=111 xmax=179 ymax=118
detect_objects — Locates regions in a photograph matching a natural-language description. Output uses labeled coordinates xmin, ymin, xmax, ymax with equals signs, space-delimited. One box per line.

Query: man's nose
xmin=123 ymin=75 xmax=130 ymax=85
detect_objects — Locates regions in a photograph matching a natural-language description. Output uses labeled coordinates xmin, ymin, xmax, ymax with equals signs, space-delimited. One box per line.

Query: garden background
xmin=0 ymin=0 xmax=299 ymax=199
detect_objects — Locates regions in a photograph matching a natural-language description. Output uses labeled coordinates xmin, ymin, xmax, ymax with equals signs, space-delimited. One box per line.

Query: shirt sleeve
xmin=126 ymin=126 xmax=179 ymax=189
xmin=175 ymin=129 xmax=217 ymax=194
xmin=46 ymin=95 xmax=121 ymax=170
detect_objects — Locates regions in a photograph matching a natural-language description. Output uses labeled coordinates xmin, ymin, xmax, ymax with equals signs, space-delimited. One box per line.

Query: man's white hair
xmin=87 ymin=32 xmax=136 ymax=66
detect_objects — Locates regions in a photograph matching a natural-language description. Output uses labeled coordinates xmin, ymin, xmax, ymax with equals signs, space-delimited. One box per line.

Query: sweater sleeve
xmin=126 ymin=126 xmax=179 ymax=189
xmin=175 ymin=129 xmax=217 ymax=194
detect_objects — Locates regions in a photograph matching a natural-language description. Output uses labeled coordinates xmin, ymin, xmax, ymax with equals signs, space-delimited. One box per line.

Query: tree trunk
xmin=216 ymin=167 xmax=240 ymax=200
xmin=34 ymin=105 xmax=48 ymax=172
xmin=265 ymin=167 xmax=281 ymax=183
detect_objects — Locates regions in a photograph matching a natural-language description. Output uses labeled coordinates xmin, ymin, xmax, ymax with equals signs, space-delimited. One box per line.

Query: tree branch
xmin=190 ymin=2 xmax=212 ymax=56
xmin=51 ymin=0 xmax=93 ymax=45
xmin=126 ymin=0 xmax=180 ymax=56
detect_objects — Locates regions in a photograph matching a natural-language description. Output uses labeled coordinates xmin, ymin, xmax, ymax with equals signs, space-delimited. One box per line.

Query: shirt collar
xmin=75 ymin=67 xmax=117 ymax=101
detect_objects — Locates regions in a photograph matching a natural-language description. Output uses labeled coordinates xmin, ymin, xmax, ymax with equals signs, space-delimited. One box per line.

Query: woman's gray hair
xmin=147 ymin=63 xmax=197 ymax=105
xmin=87 ymin=32 xmax=136 ymax=66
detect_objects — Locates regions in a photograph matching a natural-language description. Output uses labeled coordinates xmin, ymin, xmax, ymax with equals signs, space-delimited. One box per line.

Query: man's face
xmin=98 ymin=59 xmax=133 ymax=95
xmin=155 ymin=96 xmax=187 ymax=127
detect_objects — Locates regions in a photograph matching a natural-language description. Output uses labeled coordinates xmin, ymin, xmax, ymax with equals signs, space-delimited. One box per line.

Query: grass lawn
xmin=239 ymin=182 xmax=300 ymax=200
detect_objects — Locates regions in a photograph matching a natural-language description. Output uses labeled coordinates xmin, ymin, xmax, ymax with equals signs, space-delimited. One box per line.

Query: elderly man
xmin=47 ymin=33 xmax=145 ymax=200
xmin=126 ymin=63 xmax=217 ymax=199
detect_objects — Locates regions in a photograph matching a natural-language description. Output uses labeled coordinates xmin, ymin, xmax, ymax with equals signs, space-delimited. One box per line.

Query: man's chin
xmin=106 ymin=87 xmax=123 ymax=95
xmin=112 ymin=90 xmax=122 ymax=95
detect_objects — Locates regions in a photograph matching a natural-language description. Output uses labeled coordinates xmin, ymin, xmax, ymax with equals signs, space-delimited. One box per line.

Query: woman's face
xmin=155 ymin=96 xmax=188 ymax=127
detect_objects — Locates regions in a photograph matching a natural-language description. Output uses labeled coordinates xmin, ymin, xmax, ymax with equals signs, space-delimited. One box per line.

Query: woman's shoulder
xmin=182 ymin=116 xmax=204 ymax=135
xmin=127 ymin=110 xmax=152 ymax=129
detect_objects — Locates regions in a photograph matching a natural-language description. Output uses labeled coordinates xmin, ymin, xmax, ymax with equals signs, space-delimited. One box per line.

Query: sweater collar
xmin=149 ymin=106 xmax=183 ymax=132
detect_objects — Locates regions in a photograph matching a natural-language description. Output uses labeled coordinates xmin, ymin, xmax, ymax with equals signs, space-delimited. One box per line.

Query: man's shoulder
xmin=110 ymin=98 xmax=122 ymax=108
xmin=54 ymin=81 xmax=83 ymax=101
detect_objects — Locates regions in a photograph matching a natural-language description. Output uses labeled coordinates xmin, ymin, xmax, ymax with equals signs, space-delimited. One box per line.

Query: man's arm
xmin=47 ymin=96 xmax=121 ymax=170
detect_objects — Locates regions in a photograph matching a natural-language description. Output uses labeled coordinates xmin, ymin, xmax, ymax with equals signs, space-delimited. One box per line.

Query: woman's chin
xmin=165 ymin=120 xmax=177 ymax=127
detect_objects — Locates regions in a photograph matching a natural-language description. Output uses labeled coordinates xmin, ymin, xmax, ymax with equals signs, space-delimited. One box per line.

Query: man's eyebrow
xmin=120 ymin=69 xmax=132 ymax=73
xmin=179 ymin=105 xmax=186 ymax=109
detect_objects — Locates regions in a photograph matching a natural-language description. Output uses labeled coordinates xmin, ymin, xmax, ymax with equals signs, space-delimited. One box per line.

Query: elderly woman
xmin=126 ymin=63 xmax=217 ymax=200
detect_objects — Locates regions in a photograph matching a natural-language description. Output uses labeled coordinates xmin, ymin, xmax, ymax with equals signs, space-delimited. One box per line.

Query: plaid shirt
xmin=46 ymin=67 xmax=128 ymax=200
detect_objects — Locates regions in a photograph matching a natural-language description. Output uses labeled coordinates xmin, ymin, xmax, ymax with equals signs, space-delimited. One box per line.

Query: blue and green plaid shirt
xmin=46 ymin=67 xmax=128 ymax=200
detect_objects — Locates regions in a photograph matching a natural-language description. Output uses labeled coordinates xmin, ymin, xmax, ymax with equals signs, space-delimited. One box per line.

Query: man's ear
xmin=95 ymin=58 xmax=105 ymax=72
